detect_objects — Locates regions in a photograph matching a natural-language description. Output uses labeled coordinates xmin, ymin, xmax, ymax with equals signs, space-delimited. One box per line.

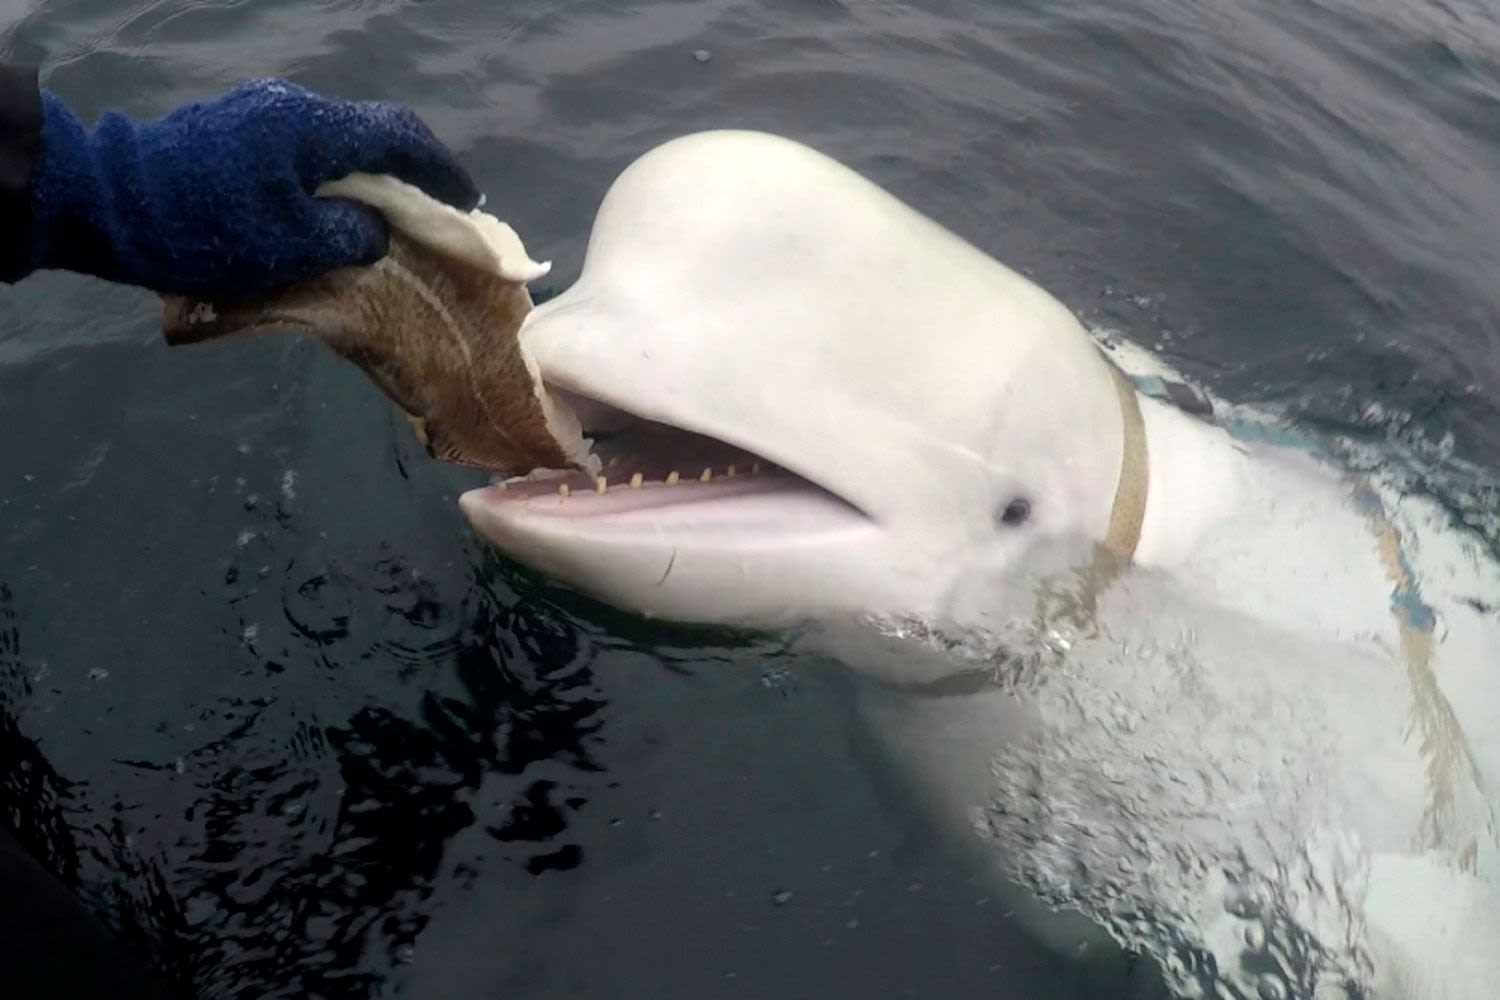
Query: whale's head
xmin=459 ymin=131 xmax=1136 ymax=632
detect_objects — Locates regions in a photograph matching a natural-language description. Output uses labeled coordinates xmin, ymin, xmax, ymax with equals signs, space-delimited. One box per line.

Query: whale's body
xmin=459 ymin=131 xmax=1500 ymax=997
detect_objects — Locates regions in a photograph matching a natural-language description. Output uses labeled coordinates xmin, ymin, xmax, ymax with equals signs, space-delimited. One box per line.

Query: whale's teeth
xmin=700 ymin=467 xmax=713 ymax=483
xmin=666 ymin=471 xmax=680 ymax=486
xmin=558 ymin=483 xmax=570 ymax=498
xmin=629 ymin=472 xmax=643 ymax=489
xmin=726 ymin=464 xmax=738 ymax=478
xmin=595 ymin=476 xmax=608 ymax=494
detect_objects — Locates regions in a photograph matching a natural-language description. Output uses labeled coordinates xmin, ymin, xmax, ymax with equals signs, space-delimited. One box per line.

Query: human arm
xmin=0 ymin=65 xmax=478 ymax=297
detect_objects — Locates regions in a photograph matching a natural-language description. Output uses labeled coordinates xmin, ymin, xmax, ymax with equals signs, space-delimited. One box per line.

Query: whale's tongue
xmin=157 ymin=176 xmax=593 ymax=477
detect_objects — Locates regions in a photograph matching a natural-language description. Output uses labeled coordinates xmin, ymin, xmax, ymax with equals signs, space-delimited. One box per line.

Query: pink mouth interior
xmin=471 ymin=392 xmax=865 ymax=527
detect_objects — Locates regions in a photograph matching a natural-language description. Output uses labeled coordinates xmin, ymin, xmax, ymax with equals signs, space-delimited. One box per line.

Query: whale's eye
xmin=998 ymin=497 xmax=1032 ymax=528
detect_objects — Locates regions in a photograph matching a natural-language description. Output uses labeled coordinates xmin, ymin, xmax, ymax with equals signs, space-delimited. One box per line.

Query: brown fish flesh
xmin=158 ymin=229 xmax=590 ymax=476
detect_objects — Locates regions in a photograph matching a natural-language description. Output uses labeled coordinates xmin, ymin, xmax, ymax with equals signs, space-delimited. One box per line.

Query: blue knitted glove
xmin=26 ymin=79 xmax=479 ymax=296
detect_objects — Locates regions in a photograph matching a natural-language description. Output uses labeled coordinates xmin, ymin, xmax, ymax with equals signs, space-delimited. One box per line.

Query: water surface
xmin=2 ymin=1 xmax=1498 ymax=997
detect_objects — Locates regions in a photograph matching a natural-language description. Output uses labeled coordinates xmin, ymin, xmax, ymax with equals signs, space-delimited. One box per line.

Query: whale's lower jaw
xmin=460 ymin=474 xmax=894 ymax=627
xmin=461 ymin=472 xmax=864 ymax=554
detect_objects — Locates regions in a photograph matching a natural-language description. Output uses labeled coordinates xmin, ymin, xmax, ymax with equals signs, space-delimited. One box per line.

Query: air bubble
xmin=1257 ymin=974 xmax=1287 ymax=1000
xmin=1244 ymin=922 xmax=1266 ymax=950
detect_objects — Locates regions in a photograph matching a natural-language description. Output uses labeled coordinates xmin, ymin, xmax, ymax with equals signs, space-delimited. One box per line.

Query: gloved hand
xmin=26 ymin=78 xmax=480 ymax=296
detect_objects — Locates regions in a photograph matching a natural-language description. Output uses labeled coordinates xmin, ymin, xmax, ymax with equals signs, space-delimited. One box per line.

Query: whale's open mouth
xmin=462 ymin=385 xmax=868 ymax=535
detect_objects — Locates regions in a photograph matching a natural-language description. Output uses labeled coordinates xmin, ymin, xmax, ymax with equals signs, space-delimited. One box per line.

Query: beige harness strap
xmin=1102 ymin=358 xmax=1150 ymax=566
xmin=1362 ymin=489 xmax=1492 ymax=868
xmin=1026 ymin=356 xmax=1148 ymax=637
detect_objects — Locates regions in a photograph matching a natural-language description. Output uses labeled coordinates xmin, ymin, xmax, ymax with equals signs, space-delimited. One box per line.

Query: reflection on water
xmin=153 ymin=565 xmax=601 ymax=997
xmin=5 ymin=549 xmax=609 ymax=998
xmin=1 ymin=584 xmax=83 ymax=886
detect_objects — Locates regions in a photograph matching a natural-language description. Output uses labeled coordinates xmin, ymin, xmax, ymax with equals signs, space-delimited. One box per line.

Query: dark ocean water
xmin=1 ymin=1 xmax=1498 ymax=997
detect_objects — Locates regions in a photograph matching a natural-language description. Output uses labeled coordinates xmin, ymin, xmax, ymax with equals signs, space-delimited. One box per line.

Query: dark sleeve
xmin=0 ymin=63 xmax=42 ymax=284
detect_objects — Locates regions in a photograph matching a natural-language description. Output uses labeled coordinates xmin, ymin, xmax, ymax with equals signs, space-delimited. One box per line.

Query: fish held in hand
xmin=158 ymin=174 xmax=592 ymax=477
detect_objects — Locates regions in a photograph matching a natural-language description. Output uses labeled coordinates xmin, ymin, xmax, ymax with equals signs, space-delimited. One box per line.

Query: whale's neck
xmin=1127 ymin=388 xmax=1403 ymax=647
xmin=1131 ymin=394 xmax=1247 ymax=570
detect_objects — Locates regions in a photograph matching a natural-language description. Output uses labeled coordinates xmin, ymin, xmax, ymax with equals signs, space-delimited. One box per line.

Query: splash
xmin=858 ymin=583 xmax=1399 ymax=999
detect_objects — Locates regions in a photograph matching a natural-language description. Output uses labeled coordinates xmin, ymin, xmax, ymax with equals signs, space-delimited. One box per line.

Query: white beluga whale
xmin=458 ymin=130 xmax=1500 ymax=998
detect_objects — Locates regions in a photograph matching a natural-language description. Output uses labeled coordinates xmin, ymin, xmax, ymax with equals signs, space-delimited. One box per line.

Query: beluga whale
xmin=458 ymin=130 xmax=1500 ymax=999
